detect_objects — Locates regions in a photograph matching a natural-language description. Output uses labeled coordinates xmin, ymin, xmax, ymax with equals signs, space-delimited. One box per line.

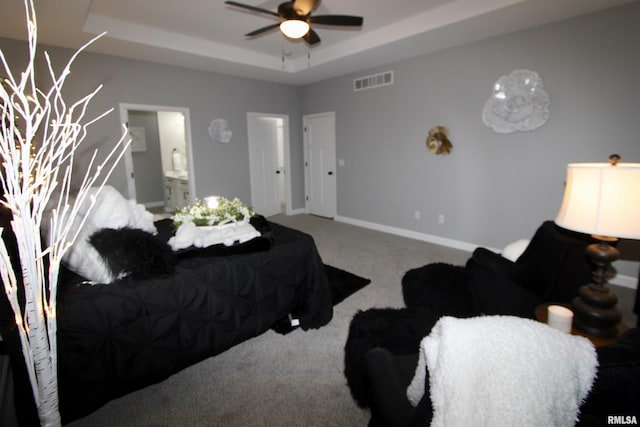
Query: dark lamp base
xmin=570 ymin=238 xmax=623 ymax=339
xmin=572 ymin=284 xmax=622 ymax=339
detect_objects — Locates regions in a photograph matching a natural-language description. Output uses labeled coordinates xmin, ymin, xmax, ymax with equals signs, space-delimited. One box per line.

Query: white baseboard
xmin=287 ymin=207 xmax=306 ymax=216
xmin=611 ymin=275 xmax=637 ymax=290
xmin=335 ymin=215 xmax=638 ymax=290
xmin=144 ymin=201 xmax=165 ymax=209
xmin=335 ymin=215 xmax=490 ymax=253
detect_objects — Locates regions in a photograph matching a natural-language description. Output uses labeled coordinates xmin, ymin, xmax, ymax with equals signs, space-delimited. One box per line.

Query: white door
xmin=304 ymin=112 xmax=337 ymax=218
xmin=248 ymin=114 xmax=284 ymax=217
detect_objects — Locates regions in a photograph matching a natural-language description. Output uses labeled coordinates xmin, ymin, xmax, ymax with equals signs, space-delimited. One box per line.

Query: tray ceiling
xmin=0 ymin=0 xmax=635 ymax=85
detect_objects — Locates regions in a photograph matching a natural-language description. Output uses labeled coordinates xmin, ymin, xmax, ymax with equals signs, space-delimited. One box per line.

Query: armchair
xmin=402 ymin=220 xmax=594 ymax=318
xmin=363 ymin=327 xmax=640 ymax=426
xmin=345 ymin=220 xmax=594 ymax=407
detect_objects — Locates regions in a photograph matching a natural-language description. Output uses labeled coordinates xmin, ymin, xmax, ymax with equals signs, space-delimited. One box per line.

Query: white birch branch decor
xmin=0 ymin=1 xmax=130 ymax=425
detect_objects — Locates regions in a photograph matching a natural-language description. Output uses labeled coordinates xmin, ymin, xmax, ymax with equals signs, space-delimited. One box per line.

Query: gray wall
xmin=0 ymin=37 xmax=306 ymax=207
xmin=1 ymin=2 xmax=639 ymax=279
xmin=301 ymin=2 xmax=640 ymax=278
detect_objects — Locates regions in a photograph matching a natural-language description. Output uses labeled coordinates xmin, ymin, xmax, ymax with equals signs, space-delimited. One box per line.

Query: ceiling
xmin=0 ymin=0 xmax=635 ymax=85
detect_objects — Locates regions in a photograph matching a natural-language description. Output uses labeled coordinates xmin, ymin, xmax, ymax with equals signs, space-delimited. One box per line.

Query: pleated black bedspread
xmin=54 ymin=221 xmax=332 ymax=422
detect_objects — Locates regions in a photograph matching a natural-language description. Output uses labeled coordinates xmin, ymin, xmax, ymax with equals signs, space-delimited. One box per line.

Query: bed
xmin=1 ymin=214 xmax=333 ymax=424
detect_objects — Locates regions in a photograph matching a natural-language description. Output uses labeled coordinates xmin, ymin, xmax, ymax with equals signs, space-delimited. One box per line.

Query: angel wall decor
xmin=427 ymin=126 xmax=453 ymax=155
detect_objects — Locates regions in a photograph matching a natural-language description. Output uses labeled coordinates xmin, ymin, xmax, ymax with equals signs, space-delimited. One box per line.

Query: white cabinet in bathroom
xmin=164 ymin=171 xmax=189 ymax=211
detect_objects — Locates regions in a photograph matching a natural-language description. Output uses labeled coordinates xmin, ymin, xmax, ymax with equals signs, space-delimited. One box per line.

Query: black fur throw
xmin=402 ymin=262 xmax=475 ymax=316
xmin=89 ymin=227 xmax=177 ymax=280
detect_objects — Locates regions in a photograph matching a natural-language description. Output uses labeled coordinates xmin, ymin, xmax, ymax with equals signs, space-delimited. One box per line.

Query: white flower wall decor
xmin=208 ymin=118 xmax=232 ymax=143
xmin=482 ymin=69 xmax=550 ymax=133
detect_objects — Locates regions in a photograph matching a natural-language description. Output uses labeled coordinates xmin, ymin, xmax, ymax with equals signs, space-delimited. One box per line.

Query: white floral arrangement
xmin=172 ymin=197 xmax=255 ymax=228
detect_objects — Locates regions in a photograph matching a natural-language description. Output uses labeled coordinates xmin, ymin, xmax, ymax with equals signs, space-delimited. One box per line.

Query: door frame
xmin=119 ymin=103 xmax=195 ymax=201
xmin=303 ymin=111 xmax=337 ymax=218
xmin=247 ymin=112 xmax=293 ymax=215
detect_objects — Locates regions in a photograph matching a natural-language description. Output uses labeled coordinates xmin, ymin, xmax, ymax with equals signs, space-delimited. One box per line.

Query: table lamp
xmin=555 ymin=157 xmax=640 ymax=338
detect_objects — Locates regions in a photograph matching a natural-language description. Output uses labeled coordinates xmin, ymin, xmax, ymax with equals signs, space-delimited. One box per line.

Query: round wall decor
xmin=208 ymin=118 xmax=232 ymax=143
xmin=482 ymin=69 xmax=550 ymax=134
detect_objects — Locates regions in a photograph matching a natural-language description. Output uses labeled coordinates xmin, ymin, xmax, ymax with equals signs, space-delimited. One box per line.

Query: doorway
xmin=303 ymin=112 xmax=337 ymax=219
xmin=119 ymin=104 xmax=194 ymax=211
xmin=247 ymin=112 xmax=292 ymax=217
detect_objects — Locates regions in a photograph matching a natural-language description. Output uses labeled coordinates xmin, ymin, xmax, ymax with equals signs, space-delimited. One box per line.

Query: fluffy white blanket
xmin=407 ymin=316 xmax=598 ymax=427
xmin=168 ymin=220 xmax=260 ymax=250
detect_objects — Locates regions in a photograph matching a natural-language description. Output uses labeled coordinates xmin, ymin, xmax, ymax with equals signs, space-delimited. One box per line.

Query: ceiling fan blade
xmin=293 ymin=0 xmax=318 ymax=16
xmin=245 ymin=23 xmax=281 ymax=37
xmin=308 ymin=15 xmax=363 ymax=27
xmin=304 ymin=28 xmax=321 ymax=46
xmin=224 ymin=1 xmax=279 ymax=18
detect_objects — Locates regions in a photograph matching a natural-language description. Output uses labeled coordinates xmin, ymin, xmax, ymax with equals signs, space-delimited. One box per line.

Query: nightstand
xmin=535 ymin=302 xmax=628 ymax=347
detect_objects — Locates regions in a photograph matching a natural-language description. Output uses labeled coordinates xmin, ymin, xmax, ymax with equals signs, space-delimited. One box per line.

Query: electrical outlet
xmin=414 ymin=210 xmax=421 ymax=220
xmin=438 ymin=214 xmax=445 ymax=224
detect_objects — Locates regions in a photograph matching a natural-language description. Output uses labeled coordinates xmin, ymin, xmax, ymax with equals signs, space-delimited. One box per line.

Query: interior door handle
xmin=276 ymin=170 xmax=281 ymax=174
xmin=328 ymin=171 xmax=334 ymax=175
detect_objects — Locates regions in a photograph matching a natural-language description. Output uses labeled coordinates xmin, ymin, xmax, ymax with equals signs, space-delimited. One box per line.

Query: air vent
xmin=353 ymin=71 xmax=393 ymax=92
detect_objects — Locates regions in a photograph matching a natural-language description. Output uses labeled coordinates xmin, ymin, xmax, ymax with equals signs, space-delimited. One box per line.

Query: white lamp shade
xmin=280 ymin=20 xmax=310 ymax=39
xmin=555 ymin=163 xmax=640 ymax=239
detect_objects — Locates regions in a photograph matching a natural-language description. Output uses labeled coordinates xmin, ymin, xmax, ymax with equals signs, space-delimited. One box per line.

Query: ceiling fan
xmin=224 ymin=0 xmax=364 ymax=46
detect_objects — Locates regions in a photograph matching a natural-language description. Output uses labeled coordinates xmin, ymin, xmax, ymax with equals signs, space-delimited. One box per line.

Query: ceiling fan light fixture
xmin=280 ymin=19 xmax=310 ymax=39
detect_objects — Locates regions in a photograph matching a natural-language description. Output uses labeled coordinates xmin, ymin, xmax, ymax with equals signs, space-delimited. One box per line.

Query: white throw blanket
xmin=168 ymin=220 xmax=260 ymax=250
xmin=407 ymin=316 xmax=598 ymax=427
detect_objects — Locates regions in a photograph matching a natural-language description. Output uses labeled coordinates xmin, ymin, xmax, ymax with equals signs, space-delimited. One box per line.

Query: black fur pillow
xmin=89 ymin=227 xmax=177 ymax=280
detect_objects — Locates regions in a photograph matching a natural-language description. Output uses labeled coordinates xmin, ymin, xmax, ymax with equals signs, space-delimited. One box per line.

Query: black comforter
xmin=3 ymin=219 xmax=332 ymax=424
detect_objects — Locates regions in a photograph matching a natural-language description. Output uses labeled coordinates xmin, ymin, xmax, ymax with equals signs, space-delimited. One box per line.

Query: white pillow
xmin=61 ymin=186 xmax=157 ymax=283
xmin=501 ymin=239 xmax=530 ymax=262
xmin=80 ymin=186 xmax=156 ymax=233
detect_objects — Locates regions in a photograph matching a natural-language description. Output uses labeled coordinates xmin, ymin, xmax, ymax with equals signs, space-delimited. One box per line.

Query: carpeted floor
xmin=58 ymin=214 xmax=636 ymax=426
xmin=59 ymin=214 xmax=469 ymax=427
